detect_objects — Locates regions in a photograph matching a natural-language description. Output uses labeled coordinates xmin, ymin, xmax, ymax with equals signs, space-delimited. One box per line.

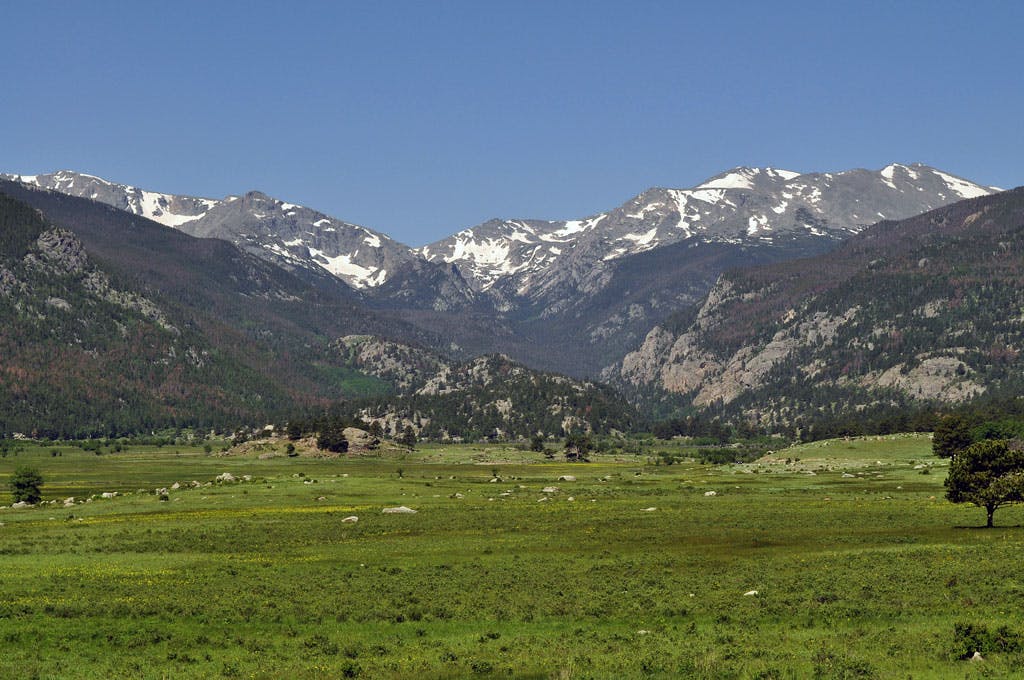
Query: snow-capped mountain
xmin=1 ymin=170 xmax=419 ymax=292
xmin=3 ymin=164 xmax=1003 ymax=376
xmin=419 ymin=164 xmax=998 ymax=301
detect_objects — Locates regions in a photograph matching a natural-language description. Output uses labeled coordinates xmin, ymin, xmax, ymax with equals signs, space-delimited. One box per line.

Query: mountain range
xmin=3 ymin=164 xmax=998 ymax=376
xmin=2 ymin=163 xmax=1017 ymax=437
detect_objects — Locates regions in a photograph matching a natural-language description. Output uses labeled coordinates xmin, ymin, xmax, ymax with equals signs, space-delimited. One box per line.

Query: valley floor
xmin=1 ymin=435 xmax=1022 ymax=678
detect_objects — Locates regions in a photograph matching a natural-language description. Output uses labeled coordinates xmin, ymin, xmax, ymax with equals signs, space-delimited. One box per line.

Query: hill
xmin=334 ymin=336 xmax=640 ymax=440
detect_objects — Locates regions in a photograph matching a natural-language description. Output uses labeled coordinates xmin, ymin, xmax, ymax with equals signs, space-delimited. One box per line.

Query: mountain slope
xmin=0 ymin=182 xmax=455 ymax=435
xmin=608 ymin=188 xmax=1024 ymax=424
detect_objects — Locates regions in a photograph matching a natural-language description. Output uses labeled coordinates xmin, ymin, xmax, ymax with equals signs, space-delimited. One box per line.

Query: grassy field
xmin=1 ymin=434 xmax=1023 ymax=678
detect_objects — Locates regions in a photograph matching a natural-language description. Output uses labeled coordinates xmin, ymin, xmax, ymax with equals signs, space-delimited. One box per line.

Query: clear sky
xmin=3 ymin=1 xmax=1021 ymax=246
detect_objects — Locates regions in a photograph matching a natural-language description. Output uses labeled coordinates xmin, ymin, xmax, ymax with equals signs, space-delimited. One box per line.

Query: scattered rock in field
xmin=971 ymin=651 xmax=984 ymax=661
xmin=636 ymin=630 xmax=649 ymax=635
xmin=303 ymin=479 xmax=313 ymax=485
xmin=704 ymin=491 xmax=717 ymax=497
xmin=170 ymin=482 xmax=181 ymax=490
xmin=215 ymin=473 xmax=236 ymax=483
xmin=342 ymin=516 xmax=358 ymax=523
xmin=101 ymin=492 xmax=117 ymax=499
xmin=12 ymin=501 xmax=32 ymax=509
xmin=63 ymin=497 xmax=75 ymax=506
xmin=382 ymin=506 xmax=417 ymax=514
xmin=451 ymin=493 xmax=464 ymax=499
xmin=242 ymin=475 xmax=252 ymax=482
xmin=542 ymin=486 xmax=559 ymax=494
xmin=489 ymin=478 xmax=499 ymax=483
xmin=316 ymin=496 xmax=326 ymax=501
xmin=190 ymin=480 xmax=202 ymax=488
xmin=567 ymin=497 xmax=575 ymax=502
xmin=641 ymin=507 xmax=657 ymax=512
xmin=743 ymin=590 xmax=758 ymax=596
xmin=499 ymin=492 xmax=512 ymax=497
xmin=537 ymin=497 xmax=549 ymax=502
xmin=842 ymin=473 xmax=856 ymax=478
xmin=558 ymin=475 xmax=576 ymax=482
xmin=913 ymin=464 xmax=925 ymax=470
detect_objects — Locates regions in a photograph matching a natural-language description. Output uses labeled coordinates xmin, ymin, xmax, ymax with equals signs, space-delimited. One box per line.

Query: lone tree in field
xmin=945 ymin=439 xmax=1024 ymax=527
xmin=564 ymin=432 xmax=593 ymax=462
xmin=10 ymin=466 xmax=43 ymax=504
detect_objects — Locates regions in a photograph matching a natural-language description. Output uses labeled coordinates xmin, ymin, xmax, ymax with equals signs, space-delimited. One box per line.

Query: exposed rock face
xmin=607 ymin=188 xmax=1024 ymax=418
xmin=36 ymin=228 xmax=88 ymax=273
xmin=343 ymin=427 xmax=379 ymax=449
xmin=335 ymin=335 xmax=447 ymax=391
xmin=868 ymin=355 xmax=984 ymax=402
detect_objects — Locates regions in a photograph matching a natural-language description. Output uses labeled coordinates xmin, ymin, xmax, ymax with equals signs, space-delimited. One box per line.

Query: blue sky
xmin=3 ymin=1 xmax=1021 ymax=246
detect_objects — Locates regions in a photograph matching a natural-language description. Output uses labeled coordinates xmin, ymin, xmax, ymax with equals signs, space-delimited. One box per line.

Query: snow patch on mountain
xmin=698 ymin=170 xmax=756 ymax=190
xmin=931 ymin=169 xmax=993 ymax=199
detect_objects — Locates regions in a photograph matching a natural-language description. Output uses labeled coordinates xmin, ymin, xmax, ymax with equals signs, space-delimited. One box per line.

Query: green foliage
xmin=9 ymin=465 xmax=43 ymax=503
xmin=951 ymin=622 xmax=1022 ymax=660
xmin=0 ymin=193 xmax=46 ymax=257
xmin=399 ymin=425 xmax=417 ymax=449
xmin=933 ymin=415 xmax=972 ymax=458
xmin=317 ymin=421 xmax=349 ymax=454
xmin=945 ymin=439 xmax=1024 ymax=527
xmin=564 ymin=432 xmax=592 ymax=461
xmin=529 ymin=434 xmax=545 ymax=452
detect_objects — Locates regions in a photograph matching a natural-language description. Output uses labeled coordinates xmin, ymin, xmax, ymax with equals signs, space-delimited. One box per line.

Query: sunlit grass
xmin=0 ymin=435 xmax=1020 ymax=678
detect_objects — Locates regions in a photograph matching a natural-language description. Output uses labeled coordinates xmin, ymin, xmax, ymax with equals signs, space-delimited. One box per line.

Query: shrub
xmin=950 ymin=622 xmax=1022 ymax=659
xmin=10 ymin=466 xmax=43 ymax=504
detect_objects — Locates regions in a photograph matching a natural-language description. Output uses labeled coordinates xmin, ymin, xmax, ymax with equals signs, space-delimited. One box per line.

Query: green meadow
xmin=2 ymin=434 xmax=1023 ymax=678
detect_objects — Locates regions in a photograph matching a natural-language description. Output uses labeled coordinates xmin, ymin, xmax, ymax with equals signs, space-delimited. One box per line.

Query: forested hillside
xmin=0 ymin=189 xmax=404 ymax=436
